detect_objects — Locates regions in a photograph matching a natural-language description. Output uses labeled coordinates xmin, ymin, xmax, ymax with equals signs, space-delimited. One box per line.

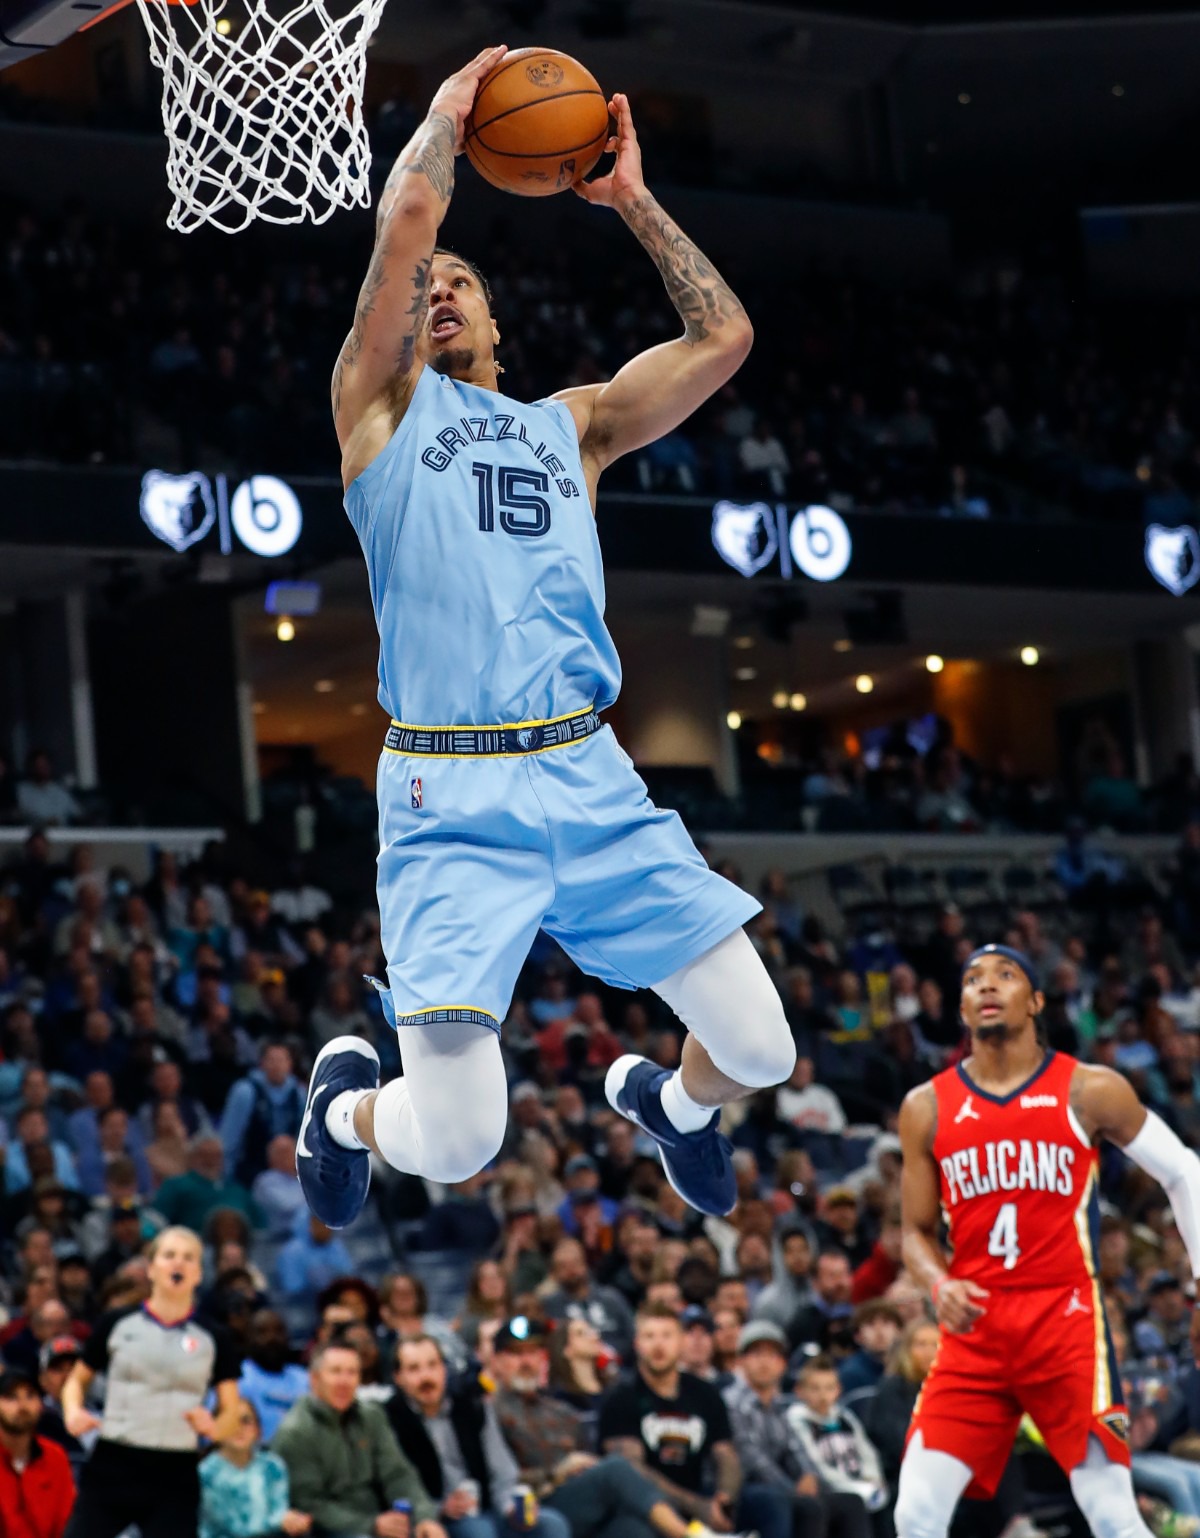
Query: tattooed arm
xmin=332 ymin=45 xmax=506 ymax=480
xmin=554 ymin=93 xmax=752 ymax=477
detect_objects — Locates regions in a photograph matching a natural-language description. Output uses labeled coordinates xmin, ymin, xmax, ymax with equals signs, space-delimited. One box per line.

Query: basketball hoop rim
xmin=80 ymin=0 xmax=199 ymax=31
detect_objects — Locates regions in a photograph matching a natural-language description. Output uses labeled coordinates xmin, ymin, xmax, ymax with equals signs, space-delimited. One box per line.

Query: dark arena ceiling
xmin=739 ymin=1 xmax=1200 ymax=19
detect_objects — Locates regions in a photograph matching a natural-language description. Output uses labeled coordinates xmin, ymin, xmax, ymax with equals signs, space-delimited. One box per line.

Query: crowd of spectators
xmin=6 ymin=713 xmax=1199 ymax=844
xmin=8 ymin=827 xmax=1200 ymax=1536
xmin=1 ymin=198 xmax=1199 ymax=529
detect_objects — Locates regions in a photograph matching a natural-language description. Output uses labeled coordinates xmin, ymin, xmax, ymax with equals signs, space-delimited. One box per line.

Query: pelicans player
xmin=895 ymin=943 xmax=1200 ymax=1538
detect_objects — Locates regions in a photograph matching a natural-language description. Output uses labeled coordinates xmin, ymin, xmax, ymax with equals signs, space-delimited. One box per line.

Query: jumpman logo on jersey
xmin=1064 ymin=1287 xmax=1091 ymax=1318
xmin=955 ymin=1095 xmax=981 ymax=1124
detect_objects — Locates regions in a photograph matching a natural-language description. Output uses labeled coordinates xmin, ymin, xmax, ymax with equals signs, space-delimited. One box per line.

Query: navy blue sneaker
xmin=605 ymin=1054 xmax=736 ymax=1216
xmin=296 ymin=1036 xmax=380 ymax=1229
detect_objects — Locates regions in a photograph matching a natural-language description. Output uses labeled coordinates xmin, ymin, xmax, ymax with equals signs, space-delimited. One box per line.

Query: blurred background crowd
xmin=4 ymin=826 xmax=1200 ymax=1537
xmin=0 ymin=196 xmax=1197 ymax=528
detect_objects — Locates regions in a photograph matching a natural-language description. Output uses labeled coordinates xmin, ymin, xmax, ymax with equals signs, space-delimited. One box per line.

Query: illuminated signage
xmin=1145 ymin=523 xmax=1200 ymax=596
xmin=711 ymin=501 xmax=852 ymax=583
xmin=139 ymin=470 xmax=303 ymax=559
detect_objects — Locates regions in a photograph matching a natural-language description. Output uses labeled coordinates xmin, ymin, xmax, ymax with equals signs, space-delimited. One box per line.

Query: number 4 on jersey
xmin=987 ymin=1202 xmax=1020 ymax=1270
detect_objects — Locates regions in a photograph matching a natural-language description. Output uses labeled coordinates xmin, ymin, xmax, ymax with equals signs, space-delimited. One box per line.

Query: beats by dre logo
xmin=140 ymin=470 xmax=303 ymax=559
xmin=711 ymin=501 xmax=852 ymax=583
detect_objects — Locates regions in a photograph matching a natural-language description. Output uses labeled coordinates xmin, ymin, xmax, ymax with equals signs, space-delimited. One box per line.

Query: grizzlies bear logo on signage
xmin=711 ymin=501 xmax=778 ymax=577
xmin=1145 ymin=523 xmax=1200 ymax=596
xmin=140 ymin=470 xmax=216 ymax=553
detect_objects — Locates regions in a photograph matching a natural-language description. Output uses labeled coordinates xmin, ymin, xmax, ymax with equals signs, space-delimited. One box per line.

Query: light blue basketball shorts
xmin=371 ymin=721 xmax=761 ymax=1037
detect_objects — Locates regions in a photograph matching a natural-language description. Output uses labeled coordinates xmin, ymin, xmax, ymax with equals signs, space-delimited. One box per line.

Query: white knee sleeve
xmin=893 ymin=1435 xmax=973 ymax=1538
xmin=372 ymin=1022 xmax=508 ymax=1183
xmin=653 ymin=929 xmax=796 ymax=1089
xmin=1069 ymin=1443 xmax=1154 ymax=1538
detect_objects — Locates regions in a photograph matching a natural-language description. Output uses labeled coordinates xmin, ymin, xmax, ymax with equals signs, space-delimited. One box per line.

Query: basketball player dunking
xmin=895 ymin=943 xmax=1200 ymax=1538
xmin=295 ymin=46 xmax=795 ymax=1226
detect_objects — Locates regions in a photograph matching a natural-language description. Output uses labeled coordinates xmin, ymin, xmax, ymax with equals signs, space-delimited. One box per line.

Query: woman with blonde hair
xmin=63 ymin=1225 xmax=241 ymax=1538
xmin=863 ymin=1317 xmax=940 ymax=1488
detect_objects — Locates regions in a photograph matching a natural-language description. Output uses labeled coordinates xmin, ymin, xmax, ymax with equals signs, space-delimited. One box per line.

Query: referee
xmin=61 ymin=1226 xmax=240 ymax=1538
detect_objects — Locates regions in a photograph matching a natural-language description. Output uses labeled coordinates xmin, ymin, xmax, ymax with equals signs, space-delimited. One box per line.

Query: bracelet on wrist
xmin=931 ymin=1276 xmax=948 ymax=1304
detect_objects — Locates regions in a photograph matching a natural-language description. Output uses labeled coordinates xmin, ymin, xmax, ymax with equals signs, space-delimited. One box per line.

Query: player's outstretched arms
xmin=332 ymin=46 xmax=507 ymax=464
xmin=1073 ymin=1062 xmax=1200 ymax=1361
xmin=556 ymin=93 xmax=752 ymax=476
xmin=898 ymin=1084 xmax=988 ymax=1334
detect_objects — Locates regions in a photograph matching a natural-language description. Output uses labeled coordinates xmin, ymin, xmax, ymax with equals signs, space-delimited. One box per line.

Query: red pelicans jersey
xmin=932 ymin=1050 xmax=1099 ymax=1289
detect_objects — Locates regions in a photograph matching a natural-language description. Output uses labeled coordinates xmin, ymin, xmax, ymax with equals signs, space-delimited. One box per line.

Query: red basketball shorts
xmin=906 ymin=1281 xmax=1130 ymax=1498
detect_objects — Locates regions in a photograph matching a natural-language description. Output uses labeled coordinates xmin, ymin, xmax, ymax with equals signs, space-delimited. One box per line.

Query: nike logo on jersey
xmin=296 ymin=1084 xmax=330 ymax=1159
xmin=1020 ymin=1094 xmax=1058 ymax=1108
xmin=1064 ymin=1288 xmax=1091 ymax=1318
xmin=955 ymin=1096 xmax=981 ymax=1123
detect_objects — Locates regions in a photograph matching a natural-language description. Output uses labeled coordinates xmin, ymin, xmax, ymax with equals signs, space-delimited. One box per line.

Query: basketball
xmin=465 ymin=47 xmax=610 ymax=197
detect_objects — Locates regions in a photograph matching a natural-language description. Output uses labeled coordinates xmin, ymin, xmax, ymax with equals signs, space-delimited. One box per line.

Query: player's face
xmin=419 ymin=259 xmax=499 ymax=378
xmin=960 ymin=953 xmax=1043 ymax=1044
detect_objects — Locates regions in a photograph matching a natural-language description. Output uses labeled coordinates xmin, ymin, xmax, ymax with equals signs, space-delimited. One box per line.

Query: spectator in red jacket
xmin=850 ymin=1208 xmax=902 ymax=1303
xmin=0 ymin=1368 xmax=76 ymax=1538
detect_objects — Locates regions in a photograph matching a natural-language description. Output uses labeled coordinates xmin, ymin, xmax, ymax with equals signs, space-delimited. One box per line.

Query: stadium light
xmin=771 ymin=691 xmax=789 ymax=709
xmin=1020 ymin=646 xmax=1040 ymax=666
xmin=855 ymin=675 xmax=874 ymax=694
xmin=276 ymin=617 xmax=295 ymax=642
xmin=926 ymin=654 xmax=945 ymax=674
xmin=789 ymin=693 xmax=807 ymax=711
xmin=726 ymin=711 xmax=743 ymax=730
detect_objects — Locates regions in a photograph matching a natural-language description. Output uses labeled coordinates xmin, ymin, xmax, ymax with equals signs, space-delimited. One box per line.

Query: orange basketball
xmin=465 ymin=48 xmax=610 ymax=197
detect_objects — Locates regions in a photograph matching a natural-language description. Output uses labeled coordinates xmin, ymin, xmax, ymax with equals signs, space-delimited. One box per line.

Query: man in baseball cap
xmin=0 ymin=1366 xmax=76 ymax=1538
xmin=35 ymin=1338 xmax=85 ymax=1469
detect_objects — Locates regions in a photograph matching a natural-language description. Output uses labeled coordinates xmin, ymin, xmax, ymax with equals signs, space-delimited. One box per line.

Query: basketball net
xmin=135 ymin=0 xmax=387 ymax=233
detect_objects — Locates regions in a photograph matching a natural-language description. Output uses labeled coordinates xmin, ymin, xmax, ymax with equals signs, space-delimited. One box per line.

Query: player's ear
xmin=492 ymin=319 xmax=501 ymax=347
xmin=1031 ymin=989 xmax=1045 ymax=1019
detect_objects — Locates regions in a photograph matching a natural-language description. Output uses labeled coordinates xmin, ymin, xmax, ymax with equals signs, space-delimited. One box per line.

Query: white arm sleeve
xmin=1123 ymin=1110 xmax=1200 ymax=1278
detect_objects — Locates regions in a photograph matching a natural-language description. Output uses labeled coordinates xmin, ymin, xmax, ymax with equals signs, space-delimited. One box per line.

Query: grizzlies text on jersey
xmin=345 ymin=366 xmax=622 ymax=726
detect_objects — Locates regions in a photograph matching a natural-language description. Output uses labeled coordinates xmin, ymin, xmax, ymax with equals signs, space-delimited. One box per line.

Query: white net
xmin=135 ymin=0 xmax=388 ymax=233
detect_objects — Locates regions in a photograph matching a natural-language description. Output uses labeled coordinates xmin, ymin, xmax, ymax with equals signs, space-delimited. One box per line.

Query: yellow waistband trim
xmin=388 ymin=704 xmax=596 ymax=733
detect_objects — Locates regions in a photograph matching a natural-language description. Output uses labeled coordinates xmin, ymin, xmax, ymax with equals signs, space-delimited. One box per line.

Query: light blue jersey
xmin=345 ymin=363 xmax=758 ymax=1033
xmin=345 ymin=365 xmax=622 ymax=725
